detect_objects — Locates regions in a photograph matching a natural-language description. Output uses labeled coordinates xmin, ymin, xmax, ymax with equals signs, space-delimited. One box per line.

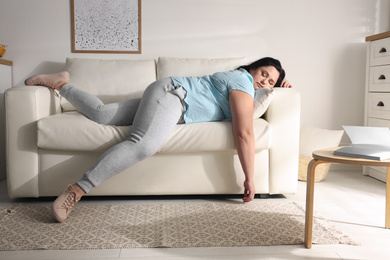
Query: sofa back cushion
xmin=157 ymin=57 xmax=247 ymax=79
xmin=62 ymin=58 xmax=157 ymax=111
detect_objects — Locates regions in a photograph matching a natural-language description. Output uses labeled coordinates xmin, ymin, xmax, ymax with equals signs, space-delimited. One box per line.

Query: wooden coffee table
xmin=304 ymin=147 xmax=390 ymax=249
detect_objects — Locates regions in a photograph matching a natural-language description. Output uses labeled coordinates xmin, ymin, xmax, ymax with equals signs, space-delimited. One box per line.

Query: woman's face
xmin=249 ymin=66 xmax=280 ymax=90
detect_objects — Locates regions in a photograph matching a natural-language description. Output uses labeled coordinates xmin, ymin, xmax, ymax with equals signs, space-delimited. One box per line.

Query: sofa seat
xmin=37 ymin=111 xmax=271 ymax=153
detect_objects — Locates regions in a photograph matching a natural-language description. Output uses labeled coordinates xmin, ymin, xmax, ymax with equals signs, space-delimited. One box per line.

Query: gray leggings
xmin=59 ymin=78 xmax=186 ymax=193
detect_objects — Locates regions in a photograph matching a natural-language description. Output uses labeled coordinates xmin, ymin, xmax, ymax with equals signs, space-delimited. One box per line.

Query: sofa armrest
xmin=5 ymin=86 xmax=61 ymax=198
xmin=264 ymin=88 xmax=301 ymax=194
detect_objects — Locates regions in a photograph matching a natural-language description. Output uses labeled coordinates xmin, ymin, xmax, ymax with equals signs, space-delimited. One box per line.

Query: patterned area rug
xmin=0 ymin=202 xmax=356 ymax=250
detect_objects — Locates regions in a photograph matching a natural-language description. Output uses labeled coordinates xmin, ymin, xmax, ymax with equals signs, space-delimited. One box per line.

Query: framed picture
xmin=71 ymin=0 xmax=141 ymax=53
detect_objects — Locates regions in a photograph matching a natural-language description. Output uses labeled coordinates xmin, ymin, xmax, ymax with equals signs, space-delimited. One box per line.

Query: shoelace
xmin=51 ymin=89 xmax=60 ymax=98
xmin=34 ymin=80 xmax=60 ymax=97
xmin=61 ymin=190 xmax=78 ymax=213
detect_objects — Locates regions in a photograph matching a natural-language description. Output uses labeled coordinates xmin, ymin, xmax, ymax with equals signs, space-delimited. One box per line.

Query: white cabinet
xmin=0 ymin=59 xmax=12 ymax=180
xmin=365 ymin=32 xmax=390 ymax=182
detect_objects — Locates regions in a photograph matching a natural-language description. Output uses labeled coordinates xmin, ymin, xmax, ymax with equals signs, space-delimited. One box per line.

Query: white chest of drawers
xmin=365 ymin=32 xmax=390 ymax=182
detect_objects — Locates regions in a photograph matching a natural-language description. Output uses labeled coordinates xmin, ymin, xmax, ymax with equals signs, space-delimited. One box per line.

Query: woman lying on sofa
xmin=25 ymin=57 xmax=292 ymax=222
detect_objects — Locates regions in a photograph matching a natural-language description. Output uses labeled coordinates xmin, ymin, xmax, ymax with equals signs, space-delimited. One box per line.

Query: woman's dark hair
xmin=237 ymin=57 xmax=285 ymax=87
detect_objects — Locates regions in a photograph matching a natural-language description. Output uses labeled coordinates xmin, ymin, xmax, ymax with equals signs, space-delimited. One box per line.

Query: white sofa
xmin=5 ymin=57 xmax=300 ymax=199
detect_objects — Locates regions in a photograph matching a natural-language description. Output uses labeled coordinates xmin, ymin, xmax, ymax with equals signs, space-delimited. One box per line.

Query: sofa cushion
xmin=62 ymin=58 xmax=157 ymax=111
xmin=157 ymin=57 xmax=247 ymax=79
xmin=253 ymin=87 xmax=274 ymax=119
xmin=37 ymin=112 xmax=271 ymax=153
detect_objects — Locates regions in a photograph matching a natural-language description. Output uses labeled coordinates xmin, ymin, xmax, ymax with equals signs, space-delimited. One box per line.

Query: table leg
xmin=304 ymin=159 xmax=324 ymax=249
xmin=386 ymin=167 xmax=390 ymax=229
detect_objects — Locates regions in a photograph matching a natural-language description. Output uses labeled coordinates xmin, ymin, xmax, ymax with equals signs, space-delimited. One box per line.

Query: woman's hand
xmin=243 ymin=179 xmax=256 ymax=203
xmin=280 ymin=79 xmax=292 ymax=88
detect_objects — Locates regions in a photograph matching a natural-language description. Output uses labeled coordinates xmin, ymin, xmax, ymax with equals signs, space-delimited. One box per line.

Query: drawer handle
xmin=377 ymin=101 xmax=385 ymax=107
xmin=379 ymin=75 xmax=386 ymax=80
xmin=380 ymin=47 xmax=387 ymax=53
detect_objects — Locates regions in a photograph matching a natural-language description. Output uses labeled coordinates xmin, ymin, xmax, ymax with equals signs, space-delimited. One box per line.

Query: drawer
xmin=367 ymin=93 xmax=390 ymax=120
xmin=370 ymin=37 xmax=390 ymax=66
xmin=367 ymin=117 xmax=390 ymax=128
xmin=369 ymin=66 xmax=390 ymax=92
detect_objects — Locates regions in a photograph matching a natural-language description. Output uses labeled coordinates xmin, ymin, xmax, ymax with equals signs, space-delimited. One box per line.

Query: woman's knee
xmin=84 ymin=108 xmax=110 ymax=125
xmin=126 ymin=135 xmax=160 ymax=159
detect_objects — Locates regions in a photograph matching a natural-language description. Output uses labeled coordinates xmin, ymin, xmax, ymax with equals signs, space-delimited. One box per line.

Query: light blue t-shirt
xmin=171 ymin=68 xmax=254 ymax=123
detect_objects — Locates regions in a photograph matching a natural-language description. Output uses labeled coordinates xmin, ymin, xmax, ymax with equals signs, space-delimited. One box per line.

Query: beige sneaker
xmin=52 ymin=185 xmax=81 ymax=223
xmin=24 ymin=71 xmax=70 ymax=92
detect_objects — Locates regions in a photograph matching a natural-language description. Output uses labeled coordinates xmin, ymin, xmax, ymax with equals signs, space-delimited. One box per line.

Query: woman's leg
xmin=25 ymin=71 xmax=141 ymax=126
xmin=52 ymin=78 xmax=186 ymax=222
xmin=60 ymin=84 xmax=141 ymax=126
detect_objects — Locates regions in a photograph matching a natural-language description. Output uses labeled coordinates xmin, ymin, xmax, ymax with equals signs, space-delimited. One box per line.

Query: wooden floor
xmin=1 ymin=169 xmax=390 ymax=259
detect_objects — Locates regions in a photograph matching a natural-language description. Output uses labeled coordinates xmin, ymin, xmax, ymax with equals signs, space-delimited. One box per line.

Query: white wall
xmin=1 ymin=0 xmax=389 ymax=136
